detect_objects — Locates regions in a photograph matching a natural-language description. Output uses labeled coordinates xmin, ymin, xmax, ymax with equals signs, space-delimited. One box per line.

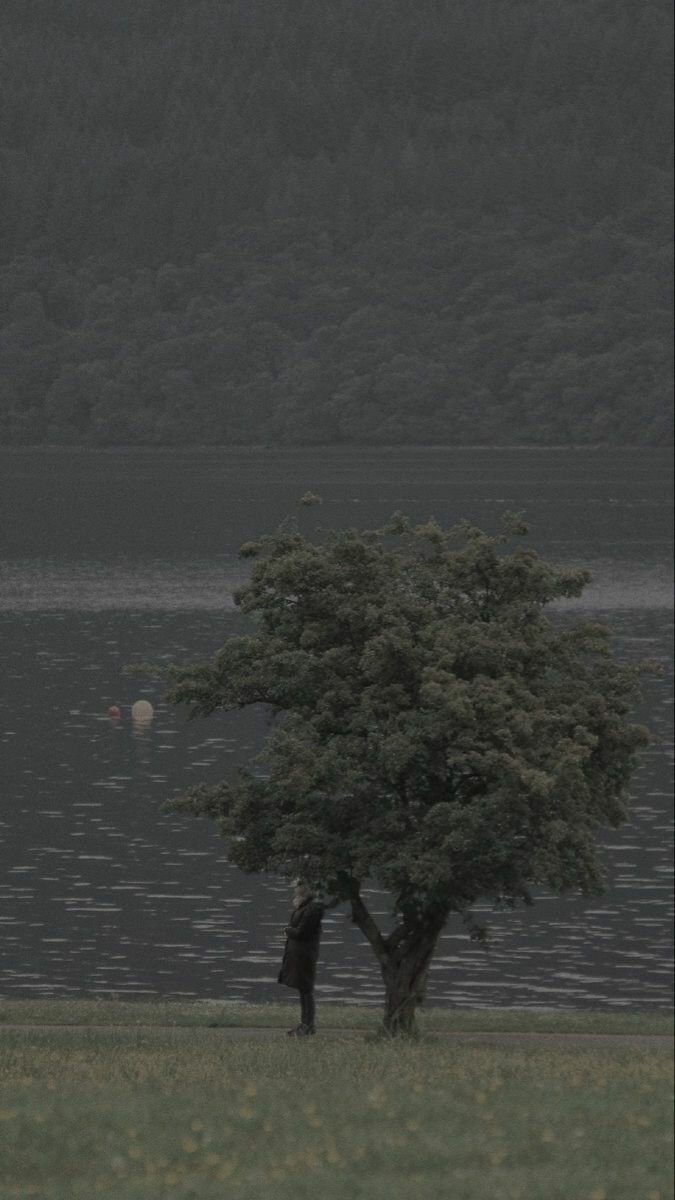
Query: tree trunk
xmin=380 ymin=925 xmax=441 ymax=1037
xmin=347 ymin=881 xmax=447 ymax=1037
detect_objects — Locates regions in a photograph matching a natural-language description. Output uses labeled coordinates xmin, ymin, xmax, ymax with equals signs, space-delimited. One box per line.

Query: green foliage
xmin=164 ymin=512 xmax=650 ymax=937
xmin=0 ymin=0 xmax=672 ymax=446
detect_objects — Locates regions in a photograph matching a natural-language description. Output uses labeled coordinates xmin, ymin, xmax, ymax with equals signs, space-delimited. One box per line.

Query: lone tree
xmin=163 ymin=510 xmax=650 ymax=1035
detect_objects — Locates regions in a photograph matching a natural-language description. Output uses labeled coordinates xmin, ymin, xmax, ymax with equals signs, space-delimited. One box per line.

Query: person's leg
xmin=300 ymin=988 xmax=315 ymax=1031
xmin=288 ymin=989 xmax=316 ymax=1035
xmin=286 ymin=989 xmax=304 ymax=1035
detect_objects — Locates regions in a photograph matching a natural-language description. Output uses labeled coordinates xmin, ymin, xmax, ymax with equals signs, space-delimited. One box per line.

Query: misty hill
xmin=0 ymin=0 xmax=672 ymax=446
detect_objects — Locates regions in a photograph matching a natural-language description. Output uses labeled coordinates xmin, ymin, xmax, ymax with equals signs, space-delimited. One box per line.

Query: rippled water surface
xmin=0 ymin=448 xmax=672 ymax=1009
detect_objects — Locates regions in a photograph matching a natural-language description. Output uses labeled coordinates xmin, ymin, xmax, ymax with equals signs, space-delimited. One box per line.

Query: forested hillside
xmin=0 ymin=0 xmax=672 ymax=446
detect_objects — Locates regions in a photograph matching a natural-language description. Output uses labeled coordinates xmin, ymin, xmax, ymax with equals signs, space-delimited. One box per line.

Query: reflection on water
xmin=0 ymin=607 xmax=672 ymax=1009
xmin=0 ymin=559 xmax=245 ymax=611
xmin=0 ymin=553 xmax=672 ymax=611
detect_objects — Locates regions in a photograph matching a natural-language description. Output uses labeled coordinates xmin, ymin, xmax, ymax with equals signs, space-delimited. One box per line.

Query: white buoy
xmin=131 ymin=699 xmax=154 ymax=723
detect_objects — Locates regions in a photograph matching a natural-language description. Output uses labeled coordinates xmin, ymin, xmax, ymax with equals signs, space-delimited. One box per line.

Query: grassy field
xmin=0 ymin=1006 xmax=672 ymax=1199
xmin=0 ymin=997 xmax=673 ymax=1035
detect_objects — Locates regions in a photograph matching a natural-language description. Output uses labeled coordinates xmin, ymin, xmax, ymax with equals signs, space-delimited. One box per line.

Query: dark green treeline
xmin=0 ymin=0 xmax=672 ymax=446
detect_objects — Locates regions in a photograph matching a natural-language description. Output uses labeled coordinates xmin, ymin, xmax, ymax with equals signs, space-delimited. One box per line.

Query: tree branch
xmin=385 ymin=900 xmax=450 ymax=957
xmin=348 ymin=881 xmax=389 ymax=967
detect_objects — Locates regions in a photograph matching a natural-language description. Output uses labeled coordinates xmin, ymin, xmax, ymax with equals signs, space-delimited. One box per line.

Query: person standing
xmin=278 ymin=880 xmax=324 ymax=1036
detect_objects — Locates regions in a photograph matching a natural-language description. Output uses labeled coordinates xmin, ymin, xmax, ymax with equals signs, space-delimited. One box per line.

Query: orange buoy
xmin=107 ymin=705 xmax=121 ymax=719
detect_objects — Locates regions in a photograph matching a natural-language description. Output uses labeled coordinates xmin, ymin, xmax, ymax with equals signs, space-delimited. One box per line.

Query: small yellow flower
xmin=239 ymin=1105 xmax=255 ymax=1120
xmin=181 ymin=1137 xmax=199 ymax=1153
xmin=190 ymin=1119 xmax=204 ymax=1132
xmin=490 ymin=1149 xmax=507 ymax=1165
xmin=648 ymin=1191 xmax=662 ymax=1200
xmin=0 ymin=1110 xmax=17 ymax=1121
xmin=475 ymin=1091 xmax=488 ymax=1105
xmin=244 ymin=1082 xmax=257 ymax=1098
xmin=326 ymin=1146 xmax=341 ymax=1165
xmin=126 ymin=1128 xmax=138 ymax=1138
xmin=541 ymin=1128 xmax=555 ymax=1143
xmin=217 ymin=1161 xmax=236 ymax=1179
xmin=128 ymin=1146 xmax=142 ymax=1160
xmin=406 ymin=1119 xmax=421 ymax=1132
xmin=590 ymin=1190 xmax=607 ymax=1200
xmin=636 ymin=1116 xmax=651 ymax=1127
xmin=164 ymin=1172 xmax=180 ymax=1185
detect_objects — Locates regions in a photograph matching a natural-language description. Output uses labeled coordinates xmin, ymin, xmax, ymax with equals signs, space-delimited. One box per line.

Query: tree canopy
xmin=0 ymin=0 xmax=672 ymax=446
xmin=164 ymin=509 xmax=651 ymax=1032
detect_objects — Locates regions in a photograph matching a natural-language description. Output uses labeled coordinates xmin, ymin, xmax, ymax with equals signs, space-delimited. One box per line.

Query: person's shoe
xmin=289 ymin=1023 xmax=315 ymax=1037
xmin=286 ymin=1025 xmax=304 ymax=1036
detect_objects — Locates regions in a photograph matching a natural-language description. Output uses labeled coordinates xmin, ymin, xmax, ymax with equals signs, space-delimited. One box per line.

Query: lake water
xmin=0 ymin=447 xmax=672 ymax=1010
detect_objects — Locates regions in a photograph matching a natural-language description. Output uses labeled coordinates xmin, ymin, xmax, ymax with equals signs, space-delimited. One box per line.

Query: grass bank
xmin=0 ymin=998 xmax=672 ymax=1036
xmin=0 ymin=1024 xmax=672 ymax=1200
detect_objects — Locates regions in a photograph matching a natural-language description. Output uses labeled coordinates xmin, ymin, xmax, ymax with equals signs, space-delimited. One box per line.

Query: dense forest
xmin=0 ymin=0 xmax=672 ymax=446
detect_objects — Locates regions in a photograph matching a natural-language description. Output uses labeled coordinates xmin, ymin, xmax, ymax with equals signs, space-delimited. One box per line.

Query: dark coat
xmin=277 ymin=898 xmax=324 ymax=991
